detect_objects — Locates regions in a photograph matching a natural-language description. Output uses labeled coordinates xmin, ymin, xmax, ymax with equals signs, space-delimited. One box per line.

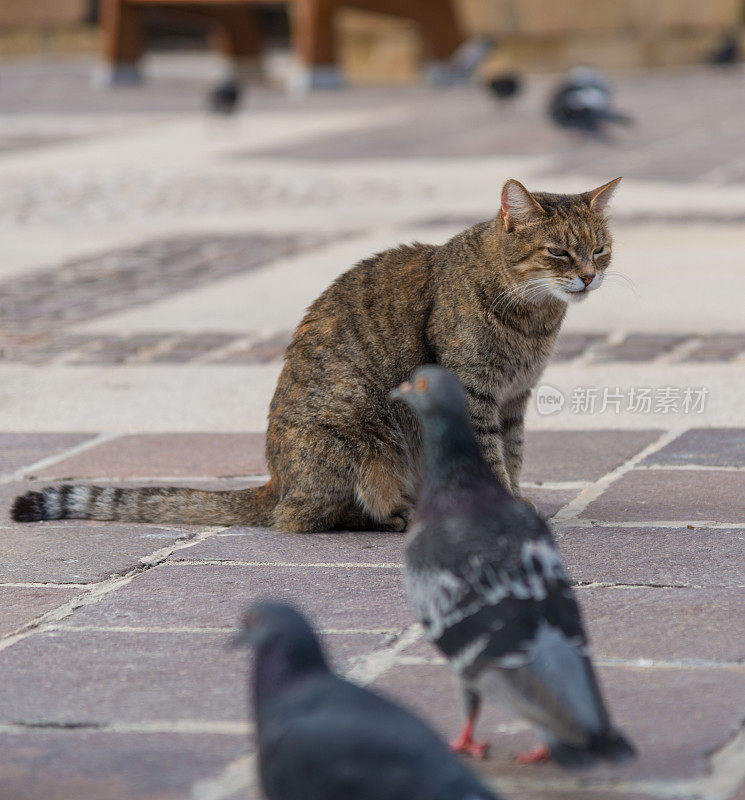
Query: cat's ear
xmin=585 ymin=177 xmax=622 ymax=214
xmin=500 ymin=179 xmax=545 ymax=232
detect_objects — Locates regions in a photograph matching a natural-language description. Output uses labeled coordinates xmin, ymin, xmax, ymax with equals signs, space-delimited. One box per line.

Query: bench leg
xmin=415 ymin=0 xmax=463 ymax=61
xmin=97 ymin=0 xmax=144 ymax=85
xmin=288 ymin=0 xmax=344 ymax=91
xmin=211 ymin=7 xmax=265 ymax=85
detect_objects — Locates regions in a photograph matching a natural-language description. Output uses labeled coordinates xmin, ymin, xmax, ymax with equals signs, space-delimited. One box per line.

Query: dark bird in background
xmin=209 ymin=77 xmax=241 ymax=114
xmin=233 ymin=601 xmax=504 ymax=800
xmin=549 ymin=67 xmax=632 ymax=137
xmin=487 ymin=73 xmax=522 ymax=101
xmin=391 ymin=366 xmax=636 ymax=767
xmin=709 ymin=32 xmax=741 ymax=65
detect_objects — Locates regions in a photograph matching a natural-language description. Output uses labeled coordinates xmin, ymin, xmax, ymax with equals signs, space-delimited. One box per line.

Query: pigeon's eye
xmin=415 ymin=377 xmax=428 ymax=392
xmin=593 ymin=245 xmax=606 ymax=256
xmin=547 ymin=247 xmax=569 ymax=259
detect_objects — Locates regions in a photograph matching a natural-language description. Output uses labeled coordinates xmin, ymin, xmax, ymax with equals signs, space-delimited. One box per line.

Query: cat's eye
xmin=593 ymin=245 xmax=607 ymax=256
xmin=547 ymin=247 xmax=569 ymax=259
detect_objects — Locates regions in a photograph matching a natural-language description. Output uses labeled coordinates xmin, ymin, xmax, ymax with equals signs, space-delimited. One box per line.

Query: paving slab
xmin=521 ymin=430 xmax=661 ymax=483
xmin=0 ymin=730 xmax=248 ymax=800
xmin=644 ymin=428 xmax=745 ymax=467
xmin=0 ymin=522 xmax=195 ymax=583
xmin=0 ymin=433 xmax=93 ymax=476
xmin=32 ymin=433 xmax=268 ymax=480
xmin=0 ymin=586 xmax=80 ymax=636
xmin=64 ymin=564 xmax=410 ymax=630
xmin=582 ymin=469 xmax=745 ymax=522
xmin=556 ymin=526 xmax=745 ymax=587
xmin=522 ymin=488 xmax=577 ymax=518
xmin=578 ymin=586 xmax=745 ymax=662
xmin=375 ymin=662 xmax=745 ymax=782
xmin=0 ymin=629 xmax=382 ymax=725
xmin=170 ymin=527 xmax=404 ymax=565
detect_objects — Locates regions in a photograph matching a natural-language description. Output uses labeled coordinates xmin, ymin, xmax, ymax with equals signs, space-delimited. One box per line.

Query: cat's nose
xmin=579 ymin=273 xmax=595 ymax=287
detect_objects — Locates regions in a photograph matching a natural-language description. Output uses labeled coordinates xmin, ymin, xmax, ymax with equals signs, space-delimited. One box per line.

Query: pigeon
xmin=232 ymin=601 xmax=504 ymax=800
xmin=390 ymin=366 xmax=636 ymax=767
xmin=709 ymin=32 xmax=741 ymax=65
xmin=209 ymin=77 xmax=241 ymax=114
xmin=548 ymin=67 xmax=632 ymax=137
xmin=487 ymin=73 xmax=522 ymax=101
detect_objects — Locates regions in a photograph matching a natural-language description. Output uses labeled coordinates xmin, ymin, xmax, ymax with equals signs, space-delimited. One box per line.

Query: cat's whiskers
xmin=490 ymin=277 xmax=553 ymax=315
xmin=518 ymin=277 xmax=556 ymax=306
xmin=602 ymin=270 xmax=639 ymax=298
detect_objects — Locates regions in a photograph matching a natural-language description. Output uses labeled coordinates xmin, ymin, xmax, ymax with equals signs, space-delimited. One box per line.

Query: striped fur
xmin=12 ymin=179 xmax=619 ymax=531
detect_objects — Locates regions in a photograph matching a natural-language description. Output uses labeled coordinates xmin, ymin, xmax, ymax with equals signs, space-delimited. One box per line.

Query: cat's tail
xmin=11 ymin=482 xmax=277 ymax=526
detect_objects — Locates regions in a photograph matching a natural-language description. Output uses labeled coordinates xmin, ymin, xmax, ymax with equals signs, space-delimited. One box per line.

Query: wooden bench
xmin=100 ymin=0 xmax=463 ymax=89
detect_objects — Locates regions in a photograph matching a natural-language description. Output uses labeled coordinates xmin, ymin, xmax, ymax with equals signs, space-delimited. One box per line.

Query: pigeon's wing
xmin=404 ymin=504 xmax=566 ymax=655
xmin=477 ymin=617 xmax=609 ymax=747
xmin=405 ymin=510 xmax=618 ymax=746
xmin=260 ymin=676 xmax=501 ymax=800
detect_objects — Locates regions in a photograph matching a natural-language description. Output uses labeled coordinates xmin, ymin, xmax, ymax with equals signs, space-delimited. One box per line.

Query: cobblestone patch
xmin=682 ymin=333 xmax=745 ymax=363
xmin=0 ymin=234 xmax=327 ymax=349
xmin=590 ymin=333 xmax=690 ymax=363
xmin=3 ymin=329 xmax=745 ymax=365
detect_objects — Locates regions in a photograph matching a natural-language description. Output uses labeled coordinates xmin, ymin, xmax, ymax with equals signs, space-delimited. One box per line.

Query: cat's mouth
xmin=563 ymin=287 xmax=591 ymax=302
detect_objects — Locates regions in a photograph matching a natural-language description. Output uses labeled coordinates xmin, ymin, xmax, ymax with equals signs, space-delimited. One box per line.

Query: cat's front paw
xmin=378 ymin=511 xmax=409 ymax=532
xmin=514 ymin=494 xmax=540 ymax=515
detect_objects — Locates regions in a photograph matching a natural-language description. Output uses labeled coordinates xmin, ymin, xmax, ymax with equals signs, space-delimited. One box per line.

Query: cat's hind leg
xmin=354 ymin=456 xmax=412 ymax=531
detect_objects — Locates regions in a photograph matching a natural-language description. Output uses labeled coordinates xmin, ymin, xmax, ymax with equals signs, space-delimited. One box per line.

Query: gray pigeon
xmin=232 ymin=601 xmax=504 ymax=800
xmin=390 ymin=366 xmax=635 ymax=767
xmin=549 ymin=67 xmax=632 ymax=138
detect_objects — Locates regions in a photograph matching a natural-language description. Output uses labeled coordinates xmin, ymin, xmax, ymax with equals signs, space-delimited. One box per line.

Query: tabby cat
xmin=13 ymin=178 xmax=620 ymax=532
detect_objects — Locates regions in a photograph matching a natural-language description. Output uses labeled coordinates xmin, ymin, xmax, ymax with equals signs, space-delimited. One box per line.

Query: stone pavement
xmin=1 ymin=54 xmax=745 ymax=799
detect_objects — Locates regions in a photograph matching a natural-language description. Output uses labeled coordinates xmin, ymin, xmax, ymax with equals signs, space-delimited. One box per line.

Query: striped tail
xmin=11 ymin=482 xmax=277 ymax=526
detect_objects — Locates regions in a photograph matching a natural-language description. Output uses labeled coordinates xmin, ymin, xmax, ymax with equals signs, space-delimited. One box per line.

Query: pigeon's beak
xmin=389 ymin=381 xmax=412 ymax=402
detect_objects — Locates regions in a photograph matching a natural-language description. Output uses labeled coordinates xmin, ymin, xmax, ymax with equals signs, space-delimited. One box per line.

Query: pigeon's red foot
xmin=450 ymin=732 xmax=489 ymax=759
xmin=514 ymin=744 xmax=551 ymax=765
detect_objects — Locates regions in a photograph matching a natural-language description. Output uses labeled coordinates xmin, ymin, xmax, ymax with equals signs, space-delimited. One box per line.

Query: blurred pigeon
xmin=209 ymin=77 xmax=241 ymax=114
xmin=487 ymin=73 xmax=522 ymax=101
xmin=233 ymin=601 xmax=504 ymax=800
xmin=709 ymin=32 xmax=741 ymax=65
xmin=391 ymin=366 xmax=636 ymax=767
xmin=549 ymin=67 xmax=632 ymax=137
